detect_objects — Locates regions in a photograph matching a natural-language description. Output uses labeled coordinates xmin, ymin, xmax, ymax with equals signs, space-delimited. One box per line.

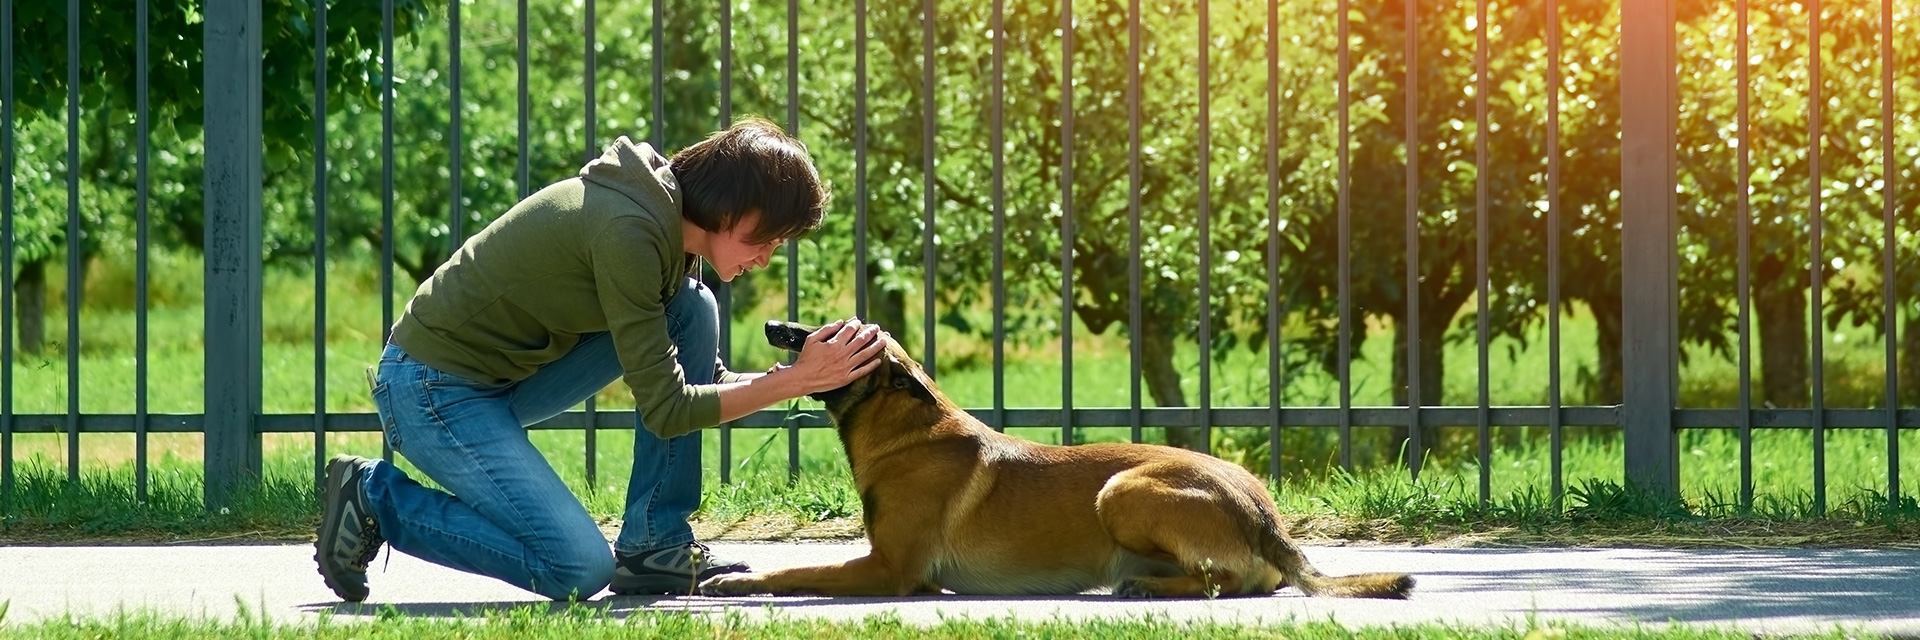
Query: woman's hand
xmin=780 ymin=318 xmax=888 ymax=395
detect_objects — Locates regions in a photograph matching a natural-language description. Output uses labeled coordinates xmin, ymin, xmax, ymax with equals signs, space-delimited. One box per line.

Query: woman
xmin=315 ymin=117 xmax=884 ymax=602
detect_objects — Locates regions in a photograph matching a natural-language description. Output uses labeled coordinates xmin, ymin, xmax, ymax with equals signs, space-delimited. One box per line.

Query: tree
xmin=6 ymin=0 xmax=435 ymax=352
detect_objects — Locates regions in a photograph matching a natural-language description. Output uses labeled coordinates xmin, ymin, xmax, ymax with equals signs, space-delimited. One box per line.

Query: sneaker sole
xmin=315 ymin=457 xmax=370 ymax=602
xmin=608 ymin=578 xmax=699 ymax=596
xmin=609 ymin=564 xmax=749 ymax=596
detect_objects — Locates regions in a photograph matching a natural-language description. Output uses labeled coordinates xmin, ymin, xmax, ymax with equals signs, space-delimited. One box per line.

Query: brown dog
xmin=698 ymin=320 xmax=1414 ymax=599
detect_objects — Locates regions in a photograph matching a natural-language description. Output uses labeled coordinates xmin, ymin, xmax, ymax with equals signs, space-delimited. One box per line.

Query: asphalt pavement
xmin=1 ymin=542 xmax=1915 ymax=635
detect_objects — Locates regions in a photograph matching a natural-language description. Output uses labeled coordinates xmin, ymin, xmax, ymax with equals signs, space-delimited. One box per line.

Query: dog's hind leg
xmin=1114 ymin=569 xmax=1249 ymax=599
xmin=1105 ymin=461 xmax=1282 ymax=595
xmin=1097 ymin=463 xmax=1283 ymax=598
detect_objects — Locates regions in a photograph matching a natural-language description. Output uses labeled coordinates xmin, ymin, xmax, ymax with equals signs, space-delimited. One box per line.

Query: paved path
xmin=1 ymin=542 xmax=1914 ymax=635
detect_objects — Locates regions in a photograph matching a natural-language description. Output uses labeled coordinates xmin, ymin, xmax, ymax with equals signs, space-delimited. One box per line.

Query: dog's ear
xmin=885 ymin=353 xmax=935 ymax=403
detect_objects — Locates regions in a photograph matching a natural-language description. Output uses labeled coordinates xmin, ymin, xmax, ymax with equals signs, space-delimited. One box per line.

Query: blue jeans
xmin=363 ymin=277 xmax=717 ymax=600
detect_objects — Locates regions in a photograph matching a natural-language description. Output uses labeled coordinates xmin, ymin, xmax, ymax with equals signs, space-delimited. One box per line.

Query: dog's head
xmin=763 ymin=320 xmax=936 ymax=413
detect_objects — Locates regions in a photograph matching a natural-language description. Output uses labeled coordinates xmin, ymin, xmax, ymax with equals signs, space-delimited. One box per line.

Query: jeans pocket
xmin=371 ymin=379 xmax=403 ymax=450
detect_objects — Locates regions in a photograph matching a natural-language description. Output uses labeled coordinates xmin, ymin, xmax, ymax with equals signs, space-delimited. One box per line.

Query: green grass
xmin=6 ymin=423 xmax=1916 ymax=544
xmin=0 ymin=605 xmax=1895 ymax=640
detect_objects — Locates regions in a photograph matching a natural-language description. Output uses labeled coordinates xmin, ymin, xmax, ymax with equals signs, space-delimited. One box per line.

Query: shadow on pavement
xmin=1412 ymin=548 xmax=1917 ymax=626
xmin=304 ymin=592 xmax=1209 ymax=620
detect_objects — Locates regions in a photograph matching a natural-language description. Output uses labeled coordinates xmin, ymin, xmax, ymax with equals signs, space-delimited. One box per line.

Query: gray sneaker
xmin=610 ymin=541 xmax=749 ymax=595
xmin=315 ymin=454 xmax=385 ymax=602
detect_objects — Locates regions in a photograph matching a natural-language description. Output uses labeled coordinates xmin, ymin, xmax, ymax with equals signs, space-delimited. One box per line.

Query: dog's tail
xmin=1252 ymin=505 xmax=1414 ymax=599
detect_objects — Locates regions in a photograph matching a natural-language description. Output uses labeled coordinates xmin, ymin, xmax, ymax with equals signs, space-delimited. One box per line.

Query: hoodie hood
xmin=579 ymin=136 xmax=680 ymax=218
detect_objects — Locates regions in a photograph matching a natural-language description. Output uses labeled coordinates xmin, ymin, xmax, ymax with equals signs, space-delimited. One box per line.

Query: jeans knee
xmin=531 ymin=547 xmax=615 ymax=601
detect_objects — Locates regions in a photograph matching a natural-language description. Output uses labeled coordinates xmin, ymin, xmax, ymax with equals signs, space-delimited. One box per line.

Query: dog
xmin=698 ymin=320 xmax=1414 ymax=599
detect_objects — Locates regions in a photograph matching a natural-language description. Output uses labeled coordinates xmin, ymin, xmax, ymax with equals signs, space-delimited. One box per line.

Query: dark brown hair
xmin=669 ymin=117 xmax=830 ymax=244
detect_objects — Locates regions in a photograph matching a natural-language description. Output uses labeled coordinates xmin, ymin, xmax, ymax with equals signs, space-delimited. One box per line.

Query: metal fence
xmin=0 ymin=0 xmax=1911 ymax=513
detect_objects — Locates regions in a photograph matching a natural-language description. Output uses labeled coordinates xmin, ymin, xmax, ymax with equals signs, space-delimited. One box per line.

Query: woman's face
xmin=709 ymin=210 xmax=785 ymax=283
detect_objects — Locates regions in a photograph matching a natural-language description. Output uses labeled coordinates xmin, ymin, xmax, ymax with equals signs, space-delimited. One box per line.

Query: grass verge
xmin=0 ymin=605 xmax=1894 ymax=640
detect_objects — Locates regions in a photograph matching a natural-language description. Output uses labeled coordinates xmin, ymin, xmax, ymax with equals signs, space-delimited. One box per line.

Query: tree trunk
xmin=1902 ymin=314 xmax=1920 ymax=406
xmin=401 ymin=256 xmax=439 ymax=289
xmin=14 ymin=259 xmax=46 ymax=355
xmin=1388 ymin=313 xmax=1446 ymax=470
xmin=1586 ymin=294 xmax=1625 ymax=404
xmin=1137 ymin=321 xmax=1205 ymax=451
xmin=1388 ymin=316 xmax=1448 ymax=406
xmin=861 ymin=269 xmax=910 ymax=349
xmin=1754 ymin=271 xmax=1810 ymax=408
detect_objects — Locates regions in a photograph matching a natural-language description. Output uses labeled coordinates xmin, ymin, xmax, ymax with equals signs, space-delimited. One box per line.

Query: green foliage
xmin=4 ymin=0 xmax=438 ymax=324
xmin=7 ymin=0 xmax=436 ymax=158
xmin=1670 ymin=0 xmax=1920 ymax=408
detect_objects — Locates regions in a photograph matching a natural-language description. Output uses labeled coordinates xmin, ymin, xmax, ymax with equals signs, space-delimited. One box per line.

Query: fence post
xmin=203 ymin=0 xmax=265 ymax=510
xmin=1619 ymin=0 xmax=1679 ymax=497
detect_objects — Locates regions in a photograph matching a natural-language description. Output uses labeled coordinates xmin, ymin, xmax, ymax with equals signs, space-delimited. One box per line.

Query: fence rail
xmin=2 ymin=0 xmax=1913 ymax=514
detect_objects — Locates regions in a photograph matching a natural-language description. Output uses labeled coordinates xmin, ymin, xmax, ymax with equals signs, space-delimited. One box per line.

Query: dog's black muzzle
xmin=764 ymin=320 xmax=816 ymax=353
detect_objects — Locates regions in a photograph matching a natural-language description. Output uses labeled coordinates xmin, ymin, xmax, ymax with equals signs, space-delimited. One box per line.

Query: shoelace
xmin=351 ymin=520 xmax=385 ymax=570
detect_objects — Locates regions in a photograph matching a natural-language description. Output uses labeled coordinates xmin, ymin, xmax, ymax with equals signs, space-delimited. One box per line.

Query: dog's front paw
xmin=698 ymin=572 xmax=768 ymax=596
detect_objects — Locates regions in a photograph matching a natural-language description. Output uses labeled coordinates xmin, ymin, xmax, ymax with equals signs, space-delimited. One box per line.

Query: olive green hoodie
xmin=389 ymin=137 xmax=741 ymax=438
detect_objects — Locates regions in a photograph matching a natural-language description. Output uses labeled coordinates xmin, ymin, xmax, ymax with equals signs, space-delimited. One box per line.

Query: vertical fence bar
xmin=1666 ymin=0 xmax=1678 ymax=421
xmin=582 ymin=0 xmax=599 ymax=481
xmin=1736 ymin=0 xmax=1753 ymax=511
xmin=2 ymin=0 xmax=15 ymax=499
xmin=380 ymin=0 xmax=396 ymax=463
xmin=1059 ymin=0 xmax=1075 ymax=448
xmin=1337 ymin=0 xmax=1353 ymax=471
xmin=1808 ymin=0 xmax=1826 ymax=516
xmin=855 ymin=0 xmax=869 ymax=322
xmin=377 ymin=7 xmax=398 ymax=296
xmin=718 ymin=0 xmax=733 ymax=484
xmin=785 ymin=0 xmax=800 ymax=481
xmin=1881 ymin=0 xmax=1900 ymax=505
xmin=518 ymin=0 xmax=529 ymax=198
xmin=135 ymin=0 xmax=152 ymax=502
xmin=1474 ymin=0 xmax=1490 ymax=505
xmin=204 ymin=0 xmax=266 ymax=509
xmin=1264 ymin=0 xmax=1281 ymax=479
xmin=786 ymin=0 xmax=799 ymax=323
xmin=1619 ymin=0 xmax=1680 ymax=497
xmin=313 ymin=0 xmax=330 ymax=491
xmin=449 ymin=0 xmax=464 ymax=248
xmin=65 ymin=0 xmax=80 ymax=485
xmin=1126 ymin=0 xmax=1141 ymax=446
xmin=1196 ymin=0 xmax=1213 ymax=456
xmin=1545 ymin=0 xmax=1563 ymax=504
xmin=585 ymin=0 xmax=596 ymax=155
xmin=991 ymin=0 xmax=1007 ymax=433
xmin=921 ymin=0 xmax=937 ymax=375
xmin=1402 ymin=0 xmax=1422 ymax=479
xmin=652 ymin=0 xmax=665 ymax=149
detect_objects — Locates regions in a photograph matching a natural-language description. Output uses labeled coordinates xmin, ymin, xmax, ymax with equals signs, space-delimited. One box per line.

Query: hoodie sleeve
xmin=714 ymin=357 xmax=752 ymax=385
xmin=590 ymin=216 xmax=722 ymax=439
